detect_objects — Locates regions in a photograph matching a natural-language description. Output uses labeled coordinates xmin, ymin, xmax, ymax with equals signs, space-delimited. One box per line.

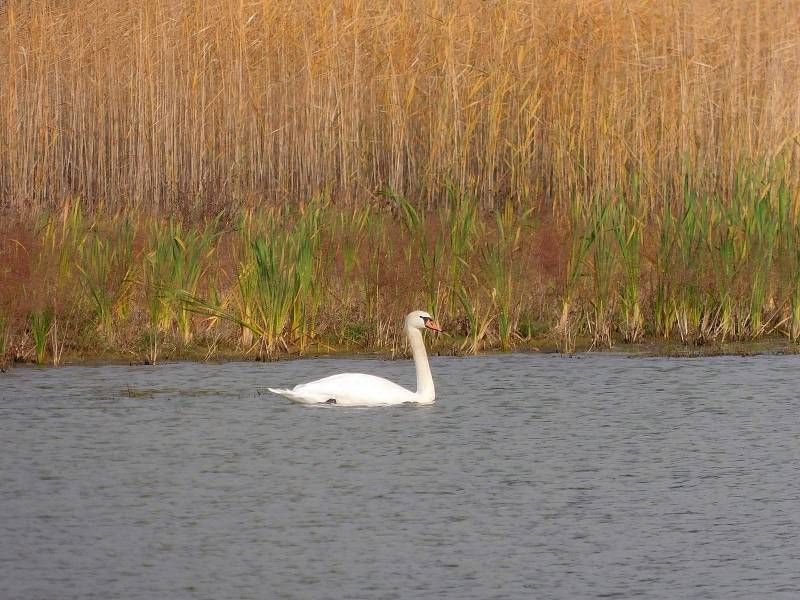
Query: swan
xmin=268 ymin=310 xmax=442 ymax=406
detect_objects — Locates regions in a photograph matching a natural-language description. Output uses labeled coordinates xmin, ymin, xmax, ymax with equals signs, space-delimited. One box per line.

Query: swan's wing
xmin=273 ymin=373 xmax=416 ymax=406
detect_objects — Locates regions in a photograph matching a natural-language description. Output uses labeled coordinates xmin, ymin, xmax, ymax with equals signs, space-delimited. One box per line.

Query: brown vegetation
xmin=1 ymin=0 xmax=798 ymax=212
xmin=1 ymin=2 xmax=800 ymax=366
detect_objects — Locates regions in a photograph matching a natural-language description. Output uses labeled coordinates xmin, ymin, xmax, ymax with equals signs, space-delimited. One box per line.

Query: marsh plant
xmin=28 ymin=310 xmax=53 ymax=366
xmin=4 ymin=1 xmax=797 ymax=220
xmin=390 ymin=188 xmax=442 ymax=313
xmin=613 ymin=199 xmax=643 ymax=343
xmin=143 ymin=217 xmax=221 ymax=359
xmin=586 ymin=196 xmax=615 ymax=349
xmin=439 ymin=187 xmax=482 ymax=316
xmin=558 ymin=196 xmax=597 ymax=352
xmin=1 ymin=0 xmax=799 ymax=362
xmin=77 ymin=216 xmax=136 ymax=341
xmin=1 ymin=171 xmax=800 ymax=365
xmin=0 ymin=315 xmax=9 ymax=367
xmin=181 ymin=203 xmax=326 ymax=357
xmin=482 ymin=204 xmax=529 ymax=351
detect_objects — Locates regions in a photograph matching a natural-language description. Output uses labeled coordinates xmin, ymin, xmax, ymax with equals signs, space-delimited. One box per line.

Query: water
xmin=1 ymin=352 xmax=799 ymax=599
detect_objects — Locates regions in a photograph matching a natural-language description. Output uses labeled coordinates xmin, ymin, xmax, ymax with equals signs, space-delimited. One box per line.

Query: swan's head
xmin=405 ymin=310 xmax=442 ymax=333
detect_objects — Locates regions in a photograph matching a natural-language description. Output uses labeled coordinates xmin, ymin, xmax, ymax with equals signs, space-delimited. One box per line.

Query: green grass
xmin=76 ymin=215 xmax=136 ymax=341
xmin=28 ymin=310 xmax=53 ymax=365
xmin=0 ymin=315 xmax=8 ymax=367
xmin=2 ymin=170 xmax=800 ymax=365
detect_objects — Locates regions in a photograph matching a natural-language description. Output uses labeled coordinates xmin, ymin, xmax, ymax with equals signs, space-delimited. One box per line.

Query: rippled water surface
xmin=2 ymin=353 xmax=800 ymax=599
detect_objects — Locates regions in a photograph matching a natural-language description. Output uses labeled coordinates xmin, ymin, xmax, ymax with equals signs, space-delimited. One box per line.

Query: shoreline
xmin=3 ymin=336 xmax=798 ymax=371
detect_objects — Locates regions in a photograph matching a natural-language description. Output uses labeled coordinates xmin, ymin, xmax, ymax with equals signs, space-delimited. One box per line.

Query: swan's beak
xmin=425 ymin=319 xmax=442 ymax=332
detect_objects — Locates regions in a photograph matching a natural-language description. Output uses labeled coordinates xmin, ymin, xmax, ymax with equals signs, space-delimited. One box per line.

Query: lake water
xmin=1 ymin=352 xmax=799 ymax=599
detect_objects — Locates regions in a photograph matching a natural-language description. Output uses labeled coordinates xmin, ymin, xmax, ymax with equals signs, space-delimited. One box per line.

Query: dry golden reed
xmin=2 ymin=0 xmax=799 ymax=212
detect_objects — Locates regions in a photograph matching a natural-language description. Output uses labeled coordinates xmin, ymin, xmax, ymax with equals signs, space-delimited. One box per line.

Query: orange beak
xmin=425 ymin=319 xmax=442 ymax=332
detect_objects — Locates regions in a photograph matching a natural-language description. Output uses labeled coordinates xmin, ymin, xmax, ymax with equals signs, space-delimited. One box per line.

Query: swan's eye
xmin=420 ymin=316 xmax=430 ymax=323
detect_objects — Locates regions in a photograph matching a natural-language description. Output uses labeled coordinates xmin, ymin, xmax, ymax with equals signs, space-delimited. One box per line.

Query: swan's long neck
xmin=407 ymin=326 xmax=435 ymax=402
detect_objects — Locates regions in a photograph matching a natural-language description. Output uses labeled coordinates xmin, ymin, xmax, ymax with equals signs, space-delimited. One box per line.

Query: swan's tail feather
xmin=268 ymin=387 xmax=316 ymax=404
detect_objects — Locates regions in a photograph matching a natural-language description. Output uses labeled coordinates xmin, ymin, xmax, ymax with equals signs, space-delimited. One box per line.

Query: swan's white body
xmin=269 ymin=311 xmax=440 ymax=407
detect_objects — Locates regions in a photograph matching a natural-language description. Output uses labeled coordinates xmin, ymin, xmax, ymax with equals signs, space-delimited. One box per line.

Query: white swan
xmin=268 ymin=310 xmax=442 ymax=406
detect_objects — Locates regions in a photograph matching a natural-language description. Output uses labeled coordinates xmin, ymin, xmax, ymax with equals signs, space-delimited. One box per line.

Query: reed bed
xmin=1 ymin=0 xmax=798 ymax=213
xmin=0 ymin=178 xmax=800 ymax=365
xmin=2 ymin=1 xmax=800 ymax=365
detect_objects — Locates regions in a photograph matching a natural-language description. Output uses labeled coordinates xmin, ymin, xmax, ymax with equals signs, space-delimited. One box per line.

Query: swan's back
xmin=270 ymin=373 xmax=418 ymax=406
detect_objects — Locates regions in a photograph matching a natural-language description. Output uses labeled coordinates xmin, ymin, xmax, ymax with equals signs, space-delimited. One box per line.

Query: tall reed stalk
xmin=0 ymin=315 xmax=9 ymax=368
xmin=3 ymin=174 xmax=800 ymax=365
xmin=613 ymin=198 xmax=643 ymax=343
xmin=439 ymin=187 xmax=481 ymax=316
xmin=28 ymin=310 xmax=52 ymax=365
xmin=787 ymin=215 xmax=800 ymax=342
xmin=143 ymin=217 xmax=220 ymax=348
xmin=3 ymin=1 xmax=798 ymax=213
xmin=390 ymin=188 xmax=441 ymax=313
xmin=220 ymin=203 xmax=326 ymax=356
xmin=742 ymin=177 xmax=782 ymax=338
xmin=558 ymin=195 xmax=596 ymax=352
xmin=76 ymin=216 xmax=135 ymax=341
xmin=672 ymin=194 xmax=707 ymax=344
xmin=482 ymin=204 xmax=528 ymax=351
xmin=587 ymin=196 xmax=615 ymax=349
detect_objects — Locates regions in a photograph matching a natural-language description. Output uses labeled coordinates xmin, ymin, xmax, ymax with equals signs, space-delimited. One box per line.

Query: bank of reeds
xmin=2 ymin=176 xmax=800 ymax=365
xmin=1 ymin=0 xmax=798 ymax=213
xmin=2 ymin=0 xmax=800 ymax=364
